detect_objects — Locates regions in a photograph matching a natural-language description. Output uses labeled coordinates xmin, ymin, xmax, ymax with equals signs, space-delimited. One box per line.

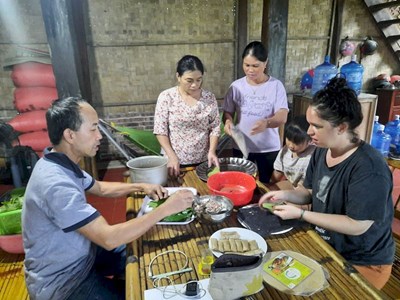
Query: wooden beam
xmin=329 ymin=0 xmax=344 ymax=66
xmin=236 ymin=0 xmax=248 ymax=79
xmin=40 ymin=0 xmax=92 ymax=102
xmin=40 ymin=0 xmax=96 ymax=178
xmin=367 ymin=0 xmax=400 ymax=11
xmin=261 ymin=0 xmax=289 ymax=83
xmin=378 ymin=19 xmax=400 ymax=27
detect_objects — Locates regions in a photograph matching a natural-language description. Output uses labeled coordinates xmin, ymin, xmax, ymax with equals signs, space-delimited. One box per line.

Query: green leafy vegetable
xmin=0 ymin=187 xmax=25 ymax=213
xmin=148 ymin=198 xmax=193 ymax=222
xmin=262 ymin=201 xmax=285 ymax=212
xmin=207 ymin=167 xmax=220 ymax=177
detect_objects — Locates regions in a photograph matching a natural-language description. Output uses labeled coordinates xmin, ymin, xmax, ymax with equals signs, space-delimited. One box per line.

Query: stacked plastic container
xmin=384 ymin=115 xmax=400 ymax=159
xmin=7 ymin=62 xmax=57 ymax=157
xmin=311 ymin=55 xmax=338 ymax=95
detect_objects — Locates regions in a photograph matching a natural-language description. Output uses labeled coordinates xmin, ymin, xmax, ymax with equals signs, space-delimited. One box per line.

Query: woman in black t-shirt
xmin=259 ymin=77 xmax=394 ymax=290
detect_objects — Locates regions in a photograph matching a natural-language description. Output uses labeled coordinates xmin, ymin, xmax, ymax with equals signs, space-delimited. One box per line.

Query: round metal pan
xmin=195 ymin=157 xmax=258 ymax=182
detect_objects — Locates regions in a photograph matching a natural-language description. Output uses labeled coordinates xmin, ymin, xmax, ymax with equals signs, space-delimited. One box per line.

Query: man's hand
xmin=143 ymin=184 xmax=168 ymax=200
xmin=162 ymin=189 xmax=195 ymax=215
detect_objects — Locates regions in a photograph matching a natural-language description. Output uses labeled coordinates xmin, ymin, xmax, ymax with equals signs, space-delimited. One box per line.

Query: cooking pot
xmin=126 ymin=156 xmax=168 ymax=186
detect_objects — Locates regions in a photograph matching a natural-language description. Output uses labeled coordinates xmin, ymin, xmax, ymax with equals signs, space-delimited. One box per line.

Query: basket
xmin=0 ymin=209 xmax=22 ymax=235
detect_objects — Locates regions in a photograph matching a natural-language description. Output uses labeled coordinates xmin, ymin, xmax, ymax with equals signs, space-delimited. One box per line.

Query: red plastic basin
xmin=0 ymin=233 xmax=24 ymax=254
xmin=207 ymin=171 xmax=256 ymax=206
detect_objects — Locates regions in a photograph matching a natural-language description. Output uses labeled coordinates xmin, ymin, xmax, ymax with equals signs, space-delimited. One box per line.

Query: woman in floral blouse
xmin=153 ymin=55 xmax=220 ymax=177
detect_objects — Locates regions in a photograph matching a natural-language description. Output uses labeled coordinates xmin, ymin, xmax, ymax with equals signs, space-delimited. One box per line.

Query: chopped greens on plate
xmin=148 ymin=198 xmax=193 ymax=222
xmin=0 ymin=187 xmax=26 ymax=213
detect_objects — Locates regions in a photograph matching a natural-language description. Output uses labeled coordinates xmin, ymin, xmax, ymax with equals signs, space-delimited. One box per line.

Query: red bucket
xmin=207 ymin=171 xmax=256 ymax=206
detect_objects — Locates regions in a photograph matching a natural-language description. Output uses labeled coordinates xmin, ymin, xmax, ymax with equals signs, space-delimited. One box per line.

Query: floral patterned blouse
xmin=153 ymin=86 xmax=220 ymax=165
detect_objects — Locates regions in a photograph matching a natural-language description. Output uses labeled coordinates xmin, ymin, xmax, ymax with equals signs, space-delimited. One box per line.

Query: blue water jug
xmin=384 ymin=115 xmax=400 ymax=141
xmin=389 ymin=124 xmax=400 ymax=159
xmin=373 ymin=115 xmax=382 ymax=134
xmin=311 ymin=55 xmax=338 ymax=95
xmin=371 ymin=124 xmax=391 ymax=157
xmin=340 ymin=55 xmax=364 ymax=95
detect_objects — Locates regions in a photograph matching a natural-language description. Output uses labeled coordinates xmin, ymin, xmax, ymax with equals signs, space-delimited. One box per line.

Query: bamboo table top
xmin=125 ymin=170 xmax=388 ymax=300
xmin=0 ymin=249 xmax=29 ymax=300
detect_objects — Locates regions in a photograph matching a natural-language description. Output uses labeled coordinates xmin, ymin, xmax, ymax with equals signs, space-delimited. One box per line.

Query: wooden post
xmin=236 ymin=0 xmax=248 ymax=79
xmin=261 ymin=0 xmax=289 ymax=83
xmin=40 ymin=0 xmax=97 ymax=179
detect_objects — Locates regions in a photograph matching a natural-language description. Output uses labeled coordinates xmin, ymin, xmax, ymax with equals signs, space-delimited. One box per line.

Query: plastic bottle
xmin=340 ymin=55 xmax=364 ymax=95
xmin=389 ymin=123 xmax=400 ymax=159
xmin=371 ymin=115 xmax=383 ymax=143
xmin=371 ymin=124 xmax=391 ymax=157
xmin=311 ymin=55 xmax=338 ymax=95
xmin=384 ymin=115 xmax=400 ymax=141
xmin=373 ymin=116 xmax=382 ymax=134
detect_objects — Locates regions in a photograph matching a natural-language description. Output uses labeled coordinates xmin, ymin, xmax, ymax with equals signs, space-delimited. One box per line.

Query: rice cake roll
xmin=235 ymin=239 xmax=243 ymax=252
xmin=249 ymin=240 xmax=258 ymax=251
xmin=210 ymin=238 xmax=218 ymax=251
xmin=229 ymin=239 xmax=237 ymax=252
xmin=217 ymin=240 xmax=225 ymax=252
xmin=220 ymin=231 xmax=240 ymax=240
xmin=241 ymin=240 xmax=250 ymax=252
xmin=242 ymin=249 xmax=264 ymax=256
xmin=223 ymin=239 xmax=231 ymax=252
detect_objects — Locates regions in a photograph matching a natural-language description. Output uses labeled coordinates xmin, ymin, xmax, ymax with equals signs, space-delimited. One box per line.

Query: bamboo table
xmin=126 ymin=170 xmax=388 ymax=300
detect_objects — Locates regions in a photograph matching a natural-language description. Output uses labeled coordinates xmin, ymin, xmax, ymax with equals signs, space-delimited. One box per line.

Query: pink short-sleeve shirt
xmin=153 ymin=86 xmax=220 ymax=165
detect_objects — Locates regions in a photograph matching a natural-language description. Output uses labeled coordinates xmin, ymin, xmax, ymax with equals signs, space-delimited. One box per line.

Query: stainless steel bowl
xmin=196 ymin=157 xmax=258 ymax=182
xmin=193 ymin=195 xmax=233 ymax=224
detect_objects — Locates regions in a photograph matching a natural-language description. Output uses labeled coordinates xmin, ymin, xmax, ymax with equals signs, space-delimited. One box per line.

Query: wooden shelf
xmin=375 ymin=89 xmax=400 ymax=125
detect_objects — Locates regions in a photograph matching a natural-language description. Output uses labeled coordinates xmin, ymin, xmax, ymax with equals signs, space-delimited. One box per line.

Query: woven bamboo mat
xmin=126 ymin=171 xmax=387 ymax=300
xmin=0 ymin=250 xmax=29 ymax=300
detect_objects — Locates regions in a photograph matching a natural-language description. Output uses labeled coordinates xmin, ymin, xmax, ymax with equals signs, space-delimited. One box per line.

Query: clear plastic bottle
xmin=371 ymin=124 xmax=391 ymax=157
xmin=340 ymin=55 xmax=364 ymax=95
xmin=311 ymin=55 xmax=338 ymax=95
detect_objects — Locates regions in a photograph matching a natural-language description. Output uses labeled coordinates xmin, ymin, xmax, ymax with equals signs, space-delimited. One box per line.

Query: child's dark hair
xmin=285 ymin=115 xmax=311 ymax=145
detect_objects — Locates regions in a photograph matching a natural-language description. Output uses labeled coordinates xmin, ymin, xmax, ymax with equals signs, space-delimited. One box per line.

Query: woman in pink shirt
xmin=153 ymin=55 xmax=220 ymax=177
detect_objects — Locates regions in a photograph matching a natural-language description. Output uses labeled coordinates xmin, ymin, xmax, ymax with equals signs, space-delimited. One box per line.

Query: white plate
xmin=138 ymin=187 xmax=197 ymax=225
xmin=209 ymin=227 xmax=268 ymax=257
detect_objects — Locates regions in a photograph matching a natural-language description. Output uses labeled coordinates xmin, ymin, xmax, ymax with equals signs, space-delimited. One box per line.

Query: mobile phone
xmin=185 ymin=281 xmax=199 ymax=296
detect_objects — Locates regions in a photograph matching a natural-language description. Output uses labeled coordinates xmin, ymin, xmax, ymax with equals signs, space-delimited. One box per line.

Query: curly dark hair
xmin=311 ymin=77 xmax=362 ymax=143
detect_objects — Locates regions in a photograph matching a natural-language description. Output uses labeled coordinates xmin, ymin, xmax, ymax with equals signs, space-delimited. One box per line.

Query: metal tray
xmin=195 ymin=157 xmax=257 ymax=182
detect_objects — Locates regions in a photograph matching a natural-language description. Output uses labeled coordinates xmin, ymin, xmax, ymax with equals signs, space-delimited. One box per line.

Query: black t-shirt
xmin=303 ymin=141 xmax=395 ymax=265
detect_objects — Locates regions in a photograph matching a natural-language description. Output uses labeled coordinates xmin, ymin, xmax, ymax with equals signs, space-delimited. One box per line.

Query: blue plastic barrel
xmin=371 ymin=124 xmax=391 ymax=157
xmin=340 ymin=55 xmax=364 ymax=95
xmin=311 ymin=55 xmax=338 ymax=95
